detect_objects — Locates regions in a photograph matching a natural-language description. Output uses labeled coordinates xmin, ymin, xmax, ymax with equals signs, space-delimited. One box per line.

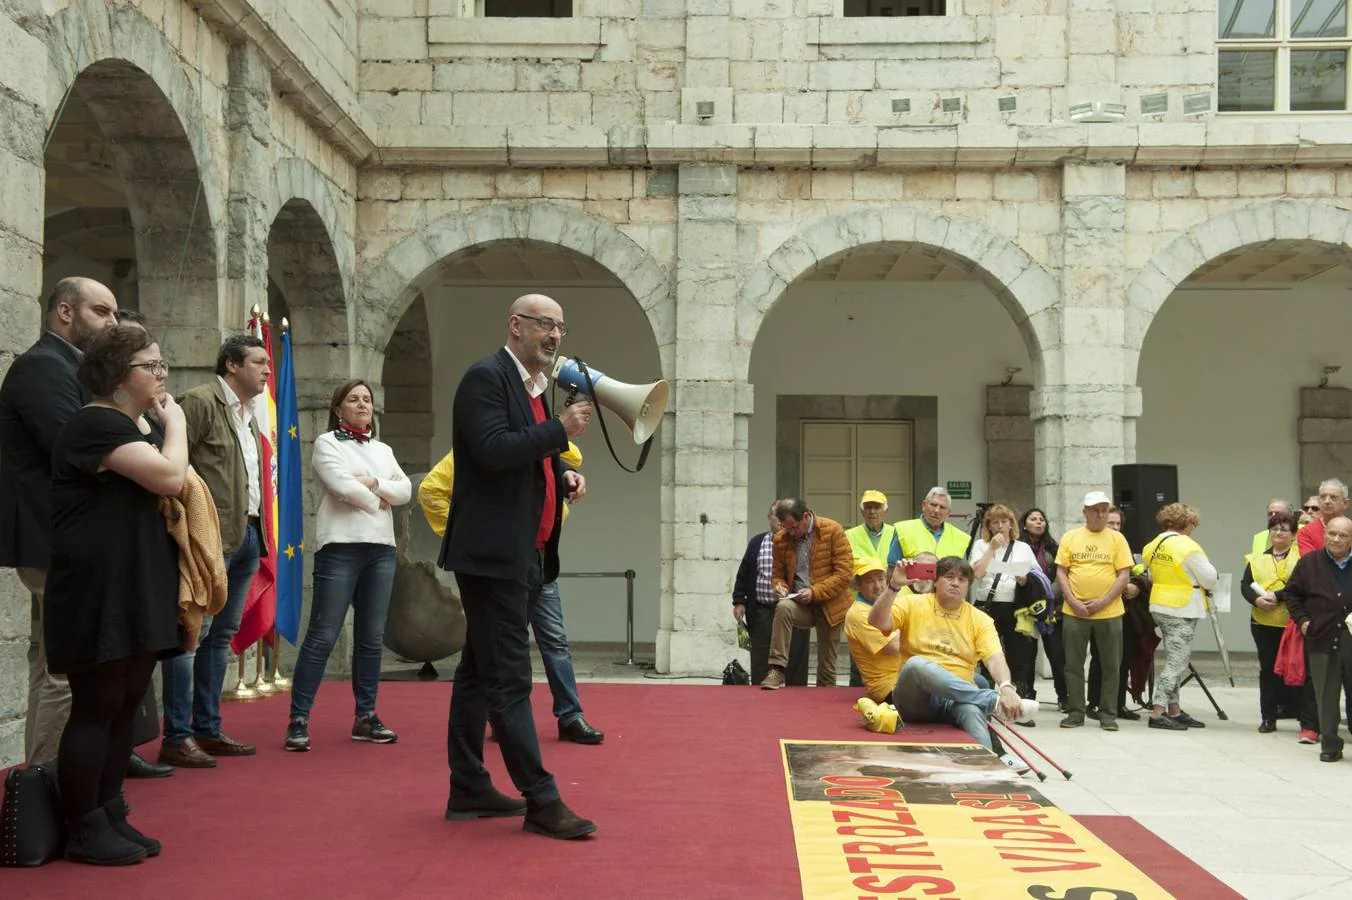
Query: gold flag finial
xmin=250 ymin=303 xmax=261 ymax=318
xmin=262 ymin=311 xmax=271 ymax=324
xmin=281 ymin=317 xmax=290 ymax=332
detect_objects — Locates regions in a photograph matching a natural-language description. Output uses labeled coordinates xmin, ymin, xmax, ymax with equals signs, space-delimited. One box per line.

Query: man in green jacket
xmin=889 ymin=486 xmax=971 ymax=566
xmin=159 ymin=334 xmax=270 ymax=768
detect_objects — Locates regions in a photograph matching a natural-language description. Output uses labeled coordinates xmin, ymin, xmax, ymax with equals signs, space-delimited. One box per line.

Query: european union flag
xmin=275 ymin=328 xmax=305 ymax=644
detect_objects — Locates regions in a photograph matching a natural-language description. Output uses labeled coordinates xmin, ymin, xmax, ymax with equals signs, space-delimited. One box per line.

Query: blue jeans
xmin=161 ymin=521 xmax=261 ymax=745
xmin=289 ymin=543 xmax=397 ymax=721
xmin=530 ymin=580 xmax=582 ymax=725
xmin=891 ymin=657 xmax=1000 ymax=750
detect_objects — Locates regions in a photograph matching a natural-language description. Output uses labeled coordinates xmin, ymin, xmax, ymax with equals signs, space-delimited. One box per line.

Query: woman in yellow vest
xmin=1141 ymin=503 xmax=1218 ymax=731
xmin=1241 ymin=509 xmax=1314 ymax=736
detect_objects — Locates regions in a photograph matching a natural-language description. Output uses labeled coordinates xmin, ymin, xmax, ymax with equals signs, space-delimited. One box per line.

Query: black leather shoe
xmin=524 ymin=799 xmax=597 ymax=840
xmin=126 ymin=751 xmax=173 ymax=779
xmin=1117 ymin=707 xmax=1142 ymax=721
xmin=1320 ymin=749 xmax=1344 ymax=763
xmin=558 ymin=717 xmax=604 ymax=745
xmin=445 ymin=787 xmax=527 ymax=820
xmin=1258 ymin=719 xmax=1277 ymax=734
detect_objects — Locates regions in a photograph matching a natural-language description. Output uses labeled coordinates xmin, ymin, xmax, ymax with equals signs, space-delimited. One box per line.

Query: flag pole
xmin=269 ymin=317 xmax=294 ymax=690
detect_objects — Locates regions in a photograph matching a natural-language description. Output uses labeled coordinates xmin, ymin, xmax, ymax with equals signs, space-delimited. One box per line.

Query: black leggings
xmin=58 ymin=652 xmax=158 ymax=820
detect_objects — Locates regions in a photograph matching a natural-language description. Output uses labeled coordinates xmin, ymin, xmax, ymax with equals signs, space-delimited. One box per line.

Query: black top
xmin=1282 ymin=550 xmax=1352 ymax=653
xmin=438 ymin=348 xmax=570 ymax=582
xmin=43 ymin=407 xmax=180 ymax=674
xmin=0 ymin=332 xmax=87 ymax=567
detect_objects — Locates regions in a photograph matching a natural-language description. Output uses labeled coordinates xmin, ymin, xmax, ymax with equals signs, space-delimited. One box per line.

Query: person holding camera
xmin=970 ymin=505 xmax=1037 ymax=701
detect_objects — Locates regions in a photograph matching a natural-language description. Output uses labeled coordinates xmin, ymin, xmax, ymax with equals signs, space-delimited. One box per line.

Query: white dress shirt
xmin=217 ymin=376 xmax=261 ymax=516
xmin=505 ymin=345 xmax=548 ymax=398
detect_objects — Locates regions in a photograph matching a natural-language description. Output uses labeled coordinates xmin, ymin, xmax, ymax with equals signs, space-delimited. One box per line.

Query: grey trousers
xmin=20 ymin=567 xmax=71 ymax=766
xmin=1308 ymin=636 xmax=1352 ymax=755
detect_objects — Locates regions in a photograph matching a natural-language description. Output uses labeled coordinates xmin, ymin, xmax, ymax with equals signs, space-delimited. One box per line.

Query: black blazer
xmin=438 ymin=348 xmax=570 ymax=582
xmin=1282 ymin=550 xmax=1352 ymax=653
xmin=0 ymin=332 xmax=86 ymax=568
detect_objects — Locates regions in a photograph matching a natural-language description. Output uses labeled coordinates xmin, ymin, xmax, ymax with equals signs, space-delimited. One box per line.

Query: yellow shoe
xmin=854 ymin=697 xmax=900 ymax=734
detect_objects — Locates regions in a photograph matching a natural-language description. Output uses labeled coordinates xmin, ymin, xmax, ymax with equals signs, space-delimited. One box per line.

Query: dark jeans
xmin=1039 ymin=620 xmax=1066 ymax=703
xmin=1089 ymin=607 xmax=1139 ymax=710
xmin=530 ymin=580 xmax=582 ymax=725
xmin=449 ymin=563 xmax=557 ymax=805
xmin=1064 ymin=615 xmax=1123 ymax=717
xmin=1308 ymin=634 xmax=1352 ymax=755
xmin=290 ymin=543 xmax=397 ymax=721
xmin=161 ymin=520 xmax=261 ymax=745
xmin=59 ymin=652 xmax=157 ymax=820
xmin=747 ymin=603 xmax=809 ymax=686
xmin=985 ymin=603 xmax=1037 ymax=697
xmin=1251 ymin=621 xmax=1317 ymax=727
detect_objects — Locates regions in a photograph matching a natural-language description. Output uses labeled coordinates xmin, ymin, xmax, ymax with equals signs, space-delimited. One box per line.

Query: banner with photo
xmin=782 ymin=740 xmax=1173 ymax=900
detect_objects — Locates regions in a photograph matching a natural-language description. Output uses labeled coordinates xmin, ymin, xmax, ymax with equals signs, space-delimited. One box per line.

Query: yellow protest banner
xmin=783 ymin=740 xmax=1176 ymax=900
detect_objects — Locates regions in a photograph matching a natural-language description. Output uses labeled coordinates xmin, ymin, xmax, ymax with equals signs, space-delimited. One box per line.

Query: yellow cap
xmin=854 ymin=557 xmax=885 ymax=577
xmin=859 ymin=490 xmax=889 ymax=509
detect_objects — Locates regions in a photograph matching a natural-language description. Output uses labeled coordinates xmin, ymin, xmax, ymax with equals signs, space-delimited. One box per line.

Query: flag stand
xmin=223 ymin=652 xmax=263 ymax=702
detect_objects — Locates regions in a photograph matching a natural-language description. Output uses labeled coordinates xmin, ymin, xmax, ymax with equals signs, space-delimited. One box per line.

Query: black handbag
xmin=1 ymin=764 xmax=64 ymax=867
xmin=721 ymin=659 xmax=751 ymax=685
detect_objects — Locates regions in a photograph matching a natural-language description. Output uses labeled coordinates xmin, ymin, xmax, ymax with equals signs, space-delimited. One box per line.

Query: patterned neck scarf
xmin=334 ymin=422 xmax=371 ymax=443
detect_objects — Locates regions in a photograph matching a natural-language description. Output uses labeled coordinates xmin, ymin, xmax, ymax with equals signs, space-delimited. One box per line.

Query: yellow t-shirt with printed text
xmin=1055 ymin=526 xmax=1134 ymax=619
xmin=873 ymin=593 xmax=1001 ymax=686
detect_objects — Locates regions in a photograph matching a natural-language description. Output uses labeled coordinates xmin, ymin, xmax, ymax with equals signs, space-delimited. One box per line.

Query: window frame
xmin=1217 ymin=0 xmax=1352 ymax=114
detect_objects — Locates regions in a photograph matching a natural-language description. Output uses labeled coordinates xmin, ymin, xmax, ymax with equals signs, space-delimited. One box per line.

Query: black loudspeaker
xmin=1112 ymin=464 xmax=1178 ymax=552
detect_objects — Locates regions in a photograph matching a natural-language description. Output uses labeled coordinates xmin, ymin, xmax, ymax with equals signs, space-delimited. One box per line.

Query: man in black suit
xmin=439 ymin=293 xmax=596 ymax=840
xmin=0 ymin=277 xmax=117 ymax=765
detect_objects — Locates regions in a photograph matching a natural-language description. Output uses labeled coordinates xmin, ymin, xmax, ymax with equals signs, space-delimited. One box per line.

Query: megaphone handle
xmin=563 ymin=386 xmax=579 ymax=406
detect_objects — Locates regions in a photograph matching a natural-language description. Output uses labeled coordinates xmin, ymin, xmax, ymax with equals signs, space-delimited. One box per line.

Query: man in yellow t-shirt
xmin=1055 ymin=491 xmax=1134 ymax=731
xmin=861 ymin=556 xmax=1037 ymax=751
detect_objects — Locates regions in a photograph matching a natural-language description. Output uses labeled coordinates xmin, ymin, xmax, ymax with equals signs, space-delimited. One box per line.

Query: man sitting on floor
xmin=857 ymin=556 xmax=1038 ymax=751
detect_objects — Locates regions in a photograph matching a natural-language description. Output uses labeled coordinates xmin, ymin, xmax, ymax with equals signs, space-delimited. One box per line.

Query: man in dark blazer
xmin=0 ymin=277 xmax=118 ymax=765
xmin=439 ymin=293 xmax=596 ymax=840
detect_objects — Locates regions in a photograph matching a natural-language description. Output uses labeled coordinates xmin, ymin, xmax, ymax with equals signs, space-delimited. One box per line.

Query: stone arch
xmin=44 ymin=1 xmax=223 ymax=373
xmin=359 ymin=202 xmax=673 ymax=362
xmin=736 ymin=208 xmax=1059 ymax=384
xmin=270 ymin=158 xmax=354 ymax=306
xmin=1123 ymin=200 xmax=1352 ymax=383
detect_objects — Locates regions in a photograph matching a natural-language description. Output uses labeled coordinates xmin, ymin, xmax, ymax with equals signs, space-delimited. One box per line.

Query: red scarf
xmin=334 ymin=421 xmax=371 ymax=443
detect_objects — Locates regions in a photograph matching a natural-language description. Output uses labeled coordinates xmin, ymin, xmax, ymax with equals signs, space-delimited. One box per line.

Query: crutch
xmin=991 ymin=718 xmax=1074 ymax=780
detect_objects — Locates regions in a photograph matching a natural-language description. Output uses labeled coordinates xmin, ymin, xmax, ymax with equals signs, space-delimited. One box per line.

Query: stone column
xmin=657 ymin=164 xmax=750 ymax=675
xmin=985 ymin=384 xmax=1034 ymax=515
xmin=1034 ymin=163 xmax=1138 ymax=533
xmin=1299 ymin=387 xmax=1352 ymax=499
xmin=0 ymin=13 xmax=47 ymax=766
xmin=225 ymin=42 xmax=273 ymax=336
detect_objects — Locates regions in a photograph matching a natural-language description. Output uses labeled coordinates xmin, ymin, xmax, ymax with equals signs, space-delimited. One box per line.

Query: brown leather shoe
xmin=157 ymin=738 xmax=217 ymax=769
xmin=195 ymin=733 xmax=257 ymax=756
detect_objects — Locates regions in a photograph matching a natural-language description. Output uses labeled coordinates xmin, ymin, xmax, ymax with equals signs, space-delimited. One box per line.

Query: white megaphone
xmin=551 ymin=357 xmax=669 ymax=444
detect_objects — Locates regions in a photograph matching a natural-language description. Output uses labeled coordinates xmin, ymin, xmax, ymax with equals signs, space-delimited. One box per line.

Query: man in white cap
xmin=1056 ymin=491 xmax=1133 ymax=731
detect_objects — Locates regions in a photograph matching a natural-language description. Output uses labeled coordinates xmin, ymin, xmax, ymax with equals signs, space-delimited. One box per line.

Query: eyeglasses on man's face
xmin=1305 ymin=505 xmax=1321 ymax=512
xmin=131 ymin=360 xmax=169 ymax=376
xmin=517 ymin=314 xmax=568 ymax=337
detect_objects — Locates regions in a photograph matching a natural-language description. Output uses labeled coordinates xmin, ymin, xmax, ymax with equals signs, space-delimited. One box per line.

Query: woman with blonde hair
xmin=285 ymin=379 xmax=410 ymax=752
xmin=1142 ymin=502 xmax=1218 ymax=731
xmin=970 ymin=504 xmax=1037 ymax=700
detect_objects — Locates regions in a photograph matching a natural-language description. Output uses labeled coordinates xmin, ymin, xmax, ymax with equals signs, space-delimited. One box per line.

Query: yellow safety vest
xmin=894 ymin=518 xmax=971 ymax=560
xmin=846 ymin=523 xmax=896 ymax=567
xmin=1245 ymin=548 xmax=1299 ymax=628
xmin=1251 ymin=529 xmax=1269 ymax=558
xmin=1142 ymin=532 xmax=1206 ymax=609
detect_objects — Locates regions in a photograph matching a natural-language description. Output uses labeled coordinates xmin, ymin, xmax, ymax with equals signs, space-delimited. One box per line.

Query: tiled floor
xmin=371 ymin=645 xmax=1352 ymax=900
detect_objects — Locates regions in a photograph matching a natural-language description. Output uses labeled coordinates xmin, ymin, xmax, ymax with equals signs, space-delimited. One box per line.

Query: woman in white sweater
xmin=285 ymin=379 xmax=410 ymax=752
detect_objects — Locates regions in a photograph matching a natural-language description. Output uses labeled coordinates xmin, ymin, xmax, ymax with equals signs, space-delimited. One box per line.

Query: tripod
xmin=1148 ymin=663 xmax=1229 ymax=720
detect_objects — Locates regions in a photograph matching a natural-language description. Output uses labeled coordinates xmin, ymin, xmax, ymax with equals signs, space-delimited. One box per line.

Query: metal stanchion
xmin=557 ymin=570 xmax=645 ymax=668
xmin=253 ymin=646 xmax=277 ymax=695
xmin=223 ymin=651 xmax=261 ymax=702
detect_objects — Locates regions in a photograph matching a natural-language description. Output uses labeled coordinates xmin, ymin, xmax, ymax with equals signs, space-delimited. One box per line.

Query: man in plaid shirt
xmin=733 ymin=503 xmax=808 ymax=684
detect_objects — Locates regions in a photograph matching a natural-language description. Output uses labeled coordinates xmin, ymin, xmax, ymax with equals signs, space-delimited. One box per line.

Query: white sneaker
xmin=1001 ymin=752 xmax=1031 ymax=775
xmin=996 ymin=698 xmax=1040 ymax=725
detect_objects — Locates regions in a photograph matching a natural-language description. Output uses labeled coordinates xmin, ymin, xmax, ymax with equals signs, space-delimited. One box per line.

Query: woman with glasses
xmin=45 ymin=324 xmax=186 ymax=864
xmin=1241 ymin=510 xmax=1317 ymax=736
xmin=285 ymin=379 xmax=410 ymax=752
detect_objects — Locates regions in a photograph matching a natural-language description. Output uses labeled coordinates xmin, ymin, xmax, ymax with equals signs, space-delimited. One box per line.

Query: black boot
xmin=523 ymin=799 xmax=597 ymax=840
xmin=105 ymin=795 xmax=161 ymax=857
xmin=64 ymin=806 xmax=147 ymax=866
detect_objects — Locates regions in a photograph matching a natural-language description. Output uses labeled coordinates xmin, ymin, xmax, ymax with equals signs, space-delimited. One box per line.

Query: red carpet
xmin=2 ymin=682 xmax=1235 ymax=898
